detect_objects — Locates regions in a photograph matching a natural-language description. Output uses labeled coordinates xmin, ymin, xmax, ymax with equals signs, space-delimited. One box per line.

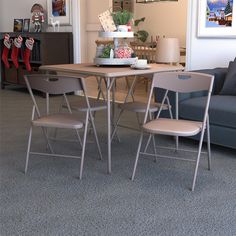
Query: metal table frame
xmin=40 ymin=63 xmax=184 ymax=174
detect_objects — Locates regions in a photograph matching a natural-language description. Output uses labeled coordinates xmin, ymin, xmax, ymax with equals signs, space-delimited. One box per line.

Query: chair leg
xmin=90 ymin=114 xmax=103 ymax=160
xmin=191 ymin=130 xmax=205 ymax=191
xmin=96 ymin=76 xmax=106 ymax=101
xmin=144 ymin=134 xmax=152 ymax=153
xmin=25 ymin=125 xmax=33 ymax=174
xmin=136 ymin=112 xmax=141 ymax=127
xmin=41 ymin=127 xmax=54 ymax=154
xmin=131 ymin=132 xmax=144 ymax=181
xmin=143 ymin=112 xmax=155 ymax=154
xmin=111 ymin=109 xmax=124 ymax=142
xmin=152 ymin=134 xmax=157 ymax=162
xmin=79 ymin=113 xmax=89 ymax=180
xmin=87 ymin=111 xmax=97 ymax=136
xmin=75 ymin=129 xmax=83 ymax=147
xmin=52 ymin=96 xmax=64 ymax=139
xmin=206 ymin=116 xmax=211 ymax=170
xmin=175 ymin=136 xmax=179 ymax=152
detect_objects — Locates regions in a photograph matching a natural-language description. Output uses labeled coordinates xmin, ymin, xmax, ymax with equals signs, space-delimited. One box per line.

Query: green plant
xmin=134 ymin=17 xmax=149 ymax=43
xmin=100 ymin=44 xmax=113 ymax=58
xmin=111 ymin=10 xmax=133 ymax=25
xmin=134 ymin=17 xmax=145 ymax=27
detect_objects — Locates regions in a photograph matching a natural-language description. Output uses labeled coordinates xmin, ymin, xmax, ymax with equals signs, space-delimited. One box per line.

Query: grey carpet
xmin=0 ymin=88 xmax=236 ymax=236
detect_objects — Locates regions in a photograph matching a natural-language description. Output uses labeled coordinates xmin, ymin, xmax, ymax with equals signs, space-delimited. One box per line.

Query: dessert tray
xmin=94 ymin=31 xmax=135 ymax=66
xmin=94 ymin=57 xmax=137 ymax=66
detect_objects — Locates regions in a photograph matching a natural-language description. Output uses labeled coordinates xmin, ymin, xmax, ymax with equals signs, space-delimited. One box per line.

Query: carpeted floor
xmin=0 ymin=88 xmax=236 ymax=236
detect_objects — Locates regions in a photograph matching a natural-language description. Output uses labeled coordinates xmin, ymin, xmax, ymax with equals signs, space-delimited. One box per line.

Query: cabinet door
xmin=3 ymin=65 xmax=18 ymax=84
xmin=40 ymin=34 xmax=72 ymax=65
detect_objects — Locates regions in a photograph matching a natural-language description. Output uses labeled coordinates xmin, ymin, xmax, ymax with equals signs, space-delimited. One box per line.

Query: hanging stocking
xmin=23 ymin=38 xmax=34 ymax=71
xmin=11 ymin=35 xmax=23 ymax=69
xmin=1 ymin=34 xmax=11 ymax=68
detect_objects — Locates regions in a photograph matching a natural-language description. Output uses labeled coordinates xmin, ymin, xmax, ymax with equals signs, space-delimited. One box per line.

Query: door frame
xmin=72 ymin=0 xmax=81 ymax=63
xmin=72 ymin=0 xmax=113 ymax=63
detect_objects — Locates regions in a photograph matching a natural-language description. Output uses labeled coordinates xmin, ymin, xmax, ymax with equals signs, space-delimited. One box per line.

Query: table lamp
xmin=156 ymin=37 xmax=180 ymax=65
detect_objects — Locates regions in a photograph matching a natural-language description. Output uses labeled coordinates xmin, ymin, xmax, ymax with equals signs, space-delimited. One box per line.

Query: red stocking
xmin=23 ymin=38 xmax=34 ymax=71
xmin=1 ymin=34 xmax=11 ymax=68
xmin=11 ymin=35 xmax=23 ymax=69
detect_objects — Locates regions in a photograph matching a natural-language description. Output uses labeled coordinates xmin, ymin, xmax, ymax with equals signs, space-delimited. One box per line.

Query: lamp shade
xmin=156 ymin=38 xmax=180 ymax=64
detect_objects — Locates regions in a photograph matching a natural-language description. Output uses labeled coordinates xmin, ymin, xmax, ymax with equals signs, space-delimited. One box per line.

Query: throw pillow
xmin=220 ymin=61 xmax=236 ymax=95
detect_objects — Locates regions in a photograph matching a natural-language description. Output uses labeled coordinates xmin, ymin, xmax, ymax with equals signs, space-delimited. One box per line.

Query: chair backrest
xmin=152 ymin=72 xmax=214 ymax=93
xmin=24 ymin=74 xmax=84 ymax=95
xmin=24 ymin=74 xmax=89 ymax=118
xmin=144 ymin=71 xmax=214 ymax=124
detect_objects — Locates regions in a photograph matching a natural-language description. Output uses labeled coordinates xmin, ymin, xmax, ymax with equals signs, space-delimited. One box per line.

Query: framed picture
xmin=198 ymin=0 xmax=236 ymax=38
xmin=13 ymin=19 xmax=23 ymax=32
xmin=47 ymin=0 xmax=72 ymax=25
xmin=23 ymin=19 xmax=30 ymax=32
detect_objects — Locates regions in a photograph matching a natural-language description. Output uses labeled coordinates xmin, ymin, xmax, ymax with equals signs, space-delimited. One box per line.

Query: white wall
xmin=0 ymin=2 xmax=3 ymax=30
xmin=134 ymin=0 xmax=188 ymax=47
xmin=0 ymin=0 xmax=72 ymax=32
xmin=80 ymin=0 xmax=111 ymax=62
xmin=186 ymin=0 xmax=236 ymax=70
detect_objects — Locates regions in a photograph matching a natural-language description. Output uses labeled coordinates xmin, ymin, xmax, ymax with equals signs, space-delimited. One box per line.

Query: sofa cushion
xmin=220 ymin=61 xmax=236 ymax=95
xmin=192 ymin=68 xmax=227 ymax=95
xmin=179 ymin=95 xmax=236 ymax=129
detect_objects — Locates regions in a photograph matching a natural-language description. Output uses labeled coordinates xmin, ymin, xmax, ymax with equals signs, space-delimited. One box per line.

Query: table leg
xmin=106 ymin=77 xmax=116 ymax=174
xmin=112 ymin=81 xmax=115 ymax=125
xmin=106 ymin=77 xmax=112 ymax=174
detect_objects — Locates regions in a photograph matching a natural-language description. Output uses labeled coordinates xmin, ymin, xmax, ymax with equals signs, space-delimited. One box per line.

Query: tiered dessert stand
xmin=94 ymin=31 xmax=137 ymax=66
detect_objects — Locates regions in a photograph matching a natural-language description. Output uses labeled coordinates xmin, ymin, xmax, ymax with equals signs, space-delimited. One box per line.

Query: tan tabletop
xmin=40 ymin=63 xmax=184 ymax=78
xmin=40 ymin=63 xmax=184 ymax=174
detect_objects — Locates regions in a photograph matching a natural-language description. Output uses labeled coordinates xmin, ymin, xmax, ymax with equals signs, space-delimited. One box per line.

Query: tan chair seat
xmin=64 ymin=99 xmax=107 ymax=112
xmin=32 ymin=113 xmax=84 ymax=129
xmin=119 ymin=101 xmax=169 ymax=113
xmin=143 ymin=118 xmax=202 ymax=136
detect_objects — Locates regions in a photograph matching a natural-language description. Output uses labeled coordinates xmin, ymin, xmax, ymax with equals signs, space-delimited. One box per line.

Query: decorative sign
xmin=98 ymin=10 xmax=116 ymax=32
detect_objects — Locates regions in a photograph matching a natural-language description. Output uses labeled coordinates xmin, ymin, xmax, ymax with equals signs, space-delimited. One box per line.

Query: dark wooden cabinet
xmin=0 ymin=32 xmax=73 ymax=89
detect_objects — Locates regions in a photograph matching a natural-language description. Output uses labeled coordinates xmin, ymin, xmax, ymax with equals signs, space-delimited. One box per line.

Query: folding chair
xmin=24 ymin=74 xmax=102 ymax=179
xmin=131 ymin=71 xmax=214 ymax=191
xmin=111 ymin=75 xmax=172 ymax=141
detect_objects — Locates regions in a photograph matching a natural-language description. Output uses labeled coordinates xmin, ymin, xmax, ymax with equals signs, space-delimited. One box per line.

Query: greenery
xmin=134 ymin=17 xmax=149 ymax=43
xmin=134 ymin=17 xmax=145 ymax=27
xmin=135 ymin=30 xmax=149 ymax=43
xmin=111 ymin=10 xmax=133 ymax=25
xmin=100 ymin=44 xmax=113 ymax=58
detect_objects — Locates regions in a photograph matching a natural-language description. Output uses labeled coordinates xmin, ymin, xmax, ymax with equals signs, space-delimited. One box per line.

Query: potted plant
xmin=111 ymin=10 xmax=133 ymax=32
xmin=134 ymin=17 xmax=149 ymax=42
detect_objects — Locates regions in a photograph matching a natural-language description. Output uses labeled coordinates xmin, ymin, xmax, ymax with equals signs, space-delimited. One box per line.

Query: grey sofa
xmin=155 ymin=67 xmax=236 ymax=149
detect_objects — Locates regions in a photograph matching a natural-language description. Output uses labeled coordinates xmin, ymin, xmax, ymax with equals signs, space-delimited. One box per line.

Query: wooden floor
xmin=85 ymin=76 xmax=149 ymax=103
